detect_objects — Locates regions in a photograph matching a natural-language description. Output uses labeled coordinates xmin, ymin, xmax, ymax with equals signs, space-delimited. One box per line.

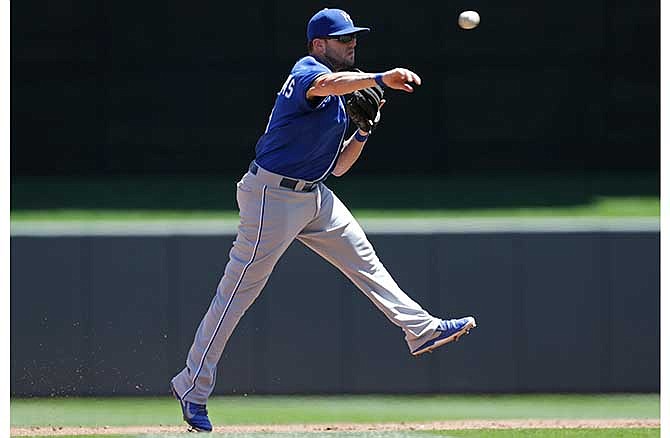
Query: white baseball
xmin=458 ymin=10 xmax=480 ymax=30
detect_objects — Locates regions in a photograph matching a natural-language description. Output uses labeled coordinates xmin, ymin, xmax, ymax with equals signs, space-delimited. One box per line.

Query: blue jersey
xmin=254 ymin=56 xmax=349 ymax=181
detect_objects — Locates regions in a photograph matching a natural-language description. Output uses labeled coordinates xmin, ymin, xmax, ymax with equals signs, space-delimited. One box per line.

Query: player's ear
xmin=311 ymin=39 xmax=326 ymax=54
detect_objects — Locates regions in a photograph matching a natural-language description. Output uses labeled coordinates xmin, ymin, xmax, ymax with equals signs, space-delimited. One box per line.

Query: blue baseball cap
xmin=307 ymin=8 xmax=370 ymax=41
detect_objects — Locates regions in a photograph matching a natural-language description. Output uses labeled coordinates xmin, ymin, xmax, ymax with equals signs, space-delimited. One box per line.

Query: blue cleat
xmin=170 ymin=383 xmax=213 ymax=432
xmin=411 ymin=316 xmax=476 ymax=356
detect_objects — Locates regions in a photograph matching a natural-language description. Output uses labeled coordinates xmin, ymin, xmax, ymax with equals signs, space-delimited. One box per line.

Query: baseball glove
xmin=345 ymin=82 xmax=384 ymax=133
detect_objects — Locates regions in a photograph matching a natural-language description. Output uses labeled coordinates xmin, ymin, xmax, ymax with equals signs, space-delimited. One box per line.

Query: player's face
xmin=323 ymin=35 xmax=357 ymax=71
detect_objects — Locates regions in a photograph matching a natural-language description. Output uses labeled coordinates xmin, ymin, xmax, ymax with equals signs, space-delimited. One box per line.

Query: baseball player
xmin=170 ymin=8 xmax=476 ymax=432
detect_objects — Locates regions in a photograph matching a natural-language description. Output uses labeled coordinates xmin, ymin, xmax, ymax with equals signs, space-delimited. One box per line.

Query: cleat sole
xmin=411 ymin=319 xmax=476 ymax=356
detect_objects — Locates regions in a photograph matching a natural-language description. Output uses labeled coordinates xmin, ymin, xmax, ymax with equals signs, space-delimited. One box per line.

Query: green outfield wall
xmin=10 ymin=230 xmax=659 ymax=396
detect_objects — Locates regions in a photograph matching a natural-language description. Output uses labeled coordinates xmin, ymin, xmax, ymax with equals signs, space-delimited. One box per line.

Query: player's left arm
xmin=332 ymin=98 xmax=386 ymax=177
xmin=332 ymin=129 xmax=369 ymax=177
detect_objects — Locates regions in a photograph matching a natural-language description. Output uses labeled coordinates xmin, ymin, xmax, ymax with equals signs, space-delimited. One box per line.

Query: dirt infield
xmin=10 ymin=419 xmax=661 ymax=436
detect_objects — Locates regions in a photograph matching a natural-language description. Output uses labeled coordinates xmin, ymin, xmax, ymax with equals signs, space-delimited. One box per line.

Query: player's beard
xmin=324 ymin=49 xmax=355 ymax=72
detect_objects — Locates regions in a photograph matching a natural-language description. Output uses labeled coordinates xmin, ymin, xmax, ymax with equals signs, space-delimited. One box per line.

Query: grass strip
xmin=9 ymin=196 xmax=660 ymax=222
xmin=11 ymin=173 xmax=659 ymax=219
xmin=10 ymin=394 xmax=659 ymax=428
xmin=17 ymin=428 xmax=663 ymax=438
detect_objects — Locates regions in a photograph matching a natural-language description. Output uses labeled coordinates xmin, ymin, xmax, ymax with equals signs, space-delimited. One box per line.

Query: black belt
xmin=249 ymin=162 xmax=317 ymax=192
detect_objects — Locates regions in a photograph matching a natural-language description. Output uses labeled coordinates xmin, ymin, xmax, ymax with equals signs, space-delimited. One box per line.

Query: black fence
xmin=11 ymin=0 xmax=659 ymax=176
xmin=11 ymin=231 xmax=659 ymax=396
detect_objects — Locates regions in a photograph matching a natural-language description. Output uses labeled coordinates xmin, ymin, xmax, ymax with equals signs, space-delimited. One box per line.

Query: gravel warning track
xmin=10 ymin=419 xmax=661 ymax=436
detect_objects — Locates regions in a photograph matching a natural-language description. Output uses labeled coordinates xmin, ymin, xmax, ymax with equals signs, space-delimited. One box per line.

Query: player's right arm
xmin=306 ymin=68 xmax=421 ymax=98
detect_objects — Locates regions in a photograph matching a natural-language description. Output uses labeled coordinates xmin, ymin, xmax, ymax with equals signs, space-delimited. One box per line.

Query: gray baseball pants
xmin=171 ymin=163 xmax=442 ymax=404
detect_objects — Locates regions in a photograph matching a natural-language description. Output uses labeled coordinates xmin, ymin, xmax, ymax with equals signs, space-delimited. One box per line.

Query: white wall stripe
xmin=10 ymin=217 xmax=659 ymax=236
